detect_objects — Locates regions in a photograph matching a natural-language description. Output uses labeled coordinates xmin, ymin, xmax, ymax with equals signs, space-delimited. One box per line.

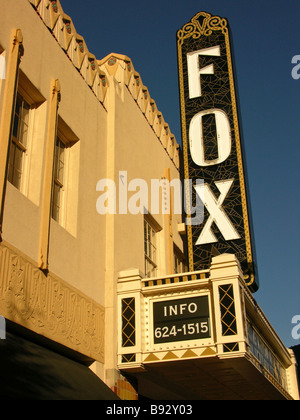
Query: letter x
xmin=194 ymin=180 xmax=240 ymax=245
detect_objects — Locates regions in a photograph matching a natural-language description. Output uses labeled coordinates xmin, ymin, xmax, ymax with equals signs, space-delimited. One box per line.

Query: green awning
xmin=0 ymin=331 xmax=119 ymax=400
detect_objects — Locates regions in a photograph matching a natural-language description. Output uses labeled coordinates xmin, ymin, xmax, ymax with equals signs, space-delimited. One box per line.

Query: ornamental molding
xmin=27 ymin=0 xmax=180 ymax=169
xmin=177 ymin=11 xmax=228 ymax=45
xmin=0 ymin=241 xmax=105 ymax=362
xmin=27 ymin=0 xmax=109 ymax=106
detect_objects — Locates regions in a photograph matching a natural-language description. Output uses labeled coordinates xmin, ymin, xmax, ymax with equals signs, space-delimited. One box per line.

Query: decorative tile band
xmin=143 ymin=270 xmax=209 ymax=287
xmin=143 ymin=346 xmax=217 ymax=363
xmin=0 ymin=242 xmax=105 ymax=362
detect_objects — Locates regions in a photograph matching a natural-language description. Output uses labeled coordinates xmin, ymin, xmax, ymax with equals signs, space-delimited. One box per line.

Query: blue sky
xmin=60 ymin=0 xmax=300 ymax=348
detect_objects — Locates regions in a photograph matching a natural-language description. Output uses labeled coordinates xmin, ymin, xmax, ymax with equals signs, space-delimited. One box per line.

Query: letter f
xmin=187 ymin=45 xmax=221 ymax=99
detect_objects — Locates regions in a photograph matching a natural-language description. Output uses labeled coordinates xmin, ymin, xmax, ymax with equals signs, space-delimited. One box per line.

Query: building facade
xmin=0 ymin=0 xmax=298 ymax=400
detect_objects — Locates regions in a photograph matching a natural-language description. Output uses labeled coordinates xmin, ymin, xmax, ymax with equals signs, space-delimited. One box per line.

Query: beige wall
xmin=1 ymin=0 xmax=108 ymax=305
xmin=113 ymin=80 xmax=183 ymax=277
xmin=0 ymin=0 xmax=184 ymax=378
xmin=1 ymin=1 xmax=298 ymax=401
xmin=98 ymin=60 xmax=184 ymax=376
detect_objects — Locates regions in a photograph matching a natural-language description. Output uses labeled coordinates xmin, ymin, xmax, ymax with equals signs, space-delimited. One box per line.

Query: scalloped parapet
xmin=28 ymin=0 xmax=109 ymax=106
xmin=99 ymin=53 xmax=180 ymax=168
xmin=27 ymin=0 xmax=180 ymax=169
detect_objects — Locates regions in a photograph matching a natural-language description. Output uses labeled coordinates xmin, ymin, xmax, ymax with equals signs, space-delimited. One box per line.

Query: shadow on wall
xmin=291 ymin=345 xmax=300 ymax=389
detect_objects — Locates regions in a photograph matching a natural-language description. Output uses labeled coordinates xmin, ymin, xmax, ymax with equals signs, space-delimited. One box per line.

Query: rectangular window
xmin=51 ymin=136 xmax=66 ymax=223
xmin=174 ymin=245 xmax=187 ymax=274
xmin=144 ymin=218 xmax=157 ymax=278
xmin=7 ymin=71 xmax=45 ymax=199
xmin=8 ymin=93 xmax=30 ymax=190
xmin=50 ymin=116 xmax=79 ymax=232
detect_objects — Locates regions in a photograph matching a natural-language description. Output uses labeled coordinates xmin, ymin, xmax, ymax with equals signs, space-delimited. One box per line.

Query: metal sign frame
xmin=177 ymin=12 xmax=258 ymax=292
xmin=148 ymin=292 xmax=214 ymax=351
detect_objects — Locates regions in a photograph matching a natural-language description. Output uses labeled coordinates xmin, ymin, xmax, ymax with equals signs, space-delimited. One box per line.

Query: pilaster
xmin=0 ymin=29 xmax=24 ymax=238
xmin=38 ymin=79 xmax=61 ymax=270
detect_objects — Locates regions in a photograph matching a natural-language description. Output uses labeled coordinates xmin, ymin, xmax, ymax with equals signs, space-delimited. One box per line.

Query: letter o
xmin=188 ymin=303 xmax=197 ymax=313
xmin=189 ymin=109 xmax=231 ymax=166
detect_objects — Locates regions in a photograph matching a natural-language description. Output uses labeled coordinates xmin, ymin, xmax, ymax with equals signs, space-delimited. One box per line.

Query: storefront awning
xmin=0 ymin=331 xmax=119 ymax=400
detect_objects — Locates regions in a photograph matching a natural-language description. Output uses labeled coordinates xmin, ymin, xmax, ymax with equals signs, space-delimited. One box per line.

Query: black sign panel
xmin=177 ymin=12 xmax=258 ymax=292
xmin=153 ymin=296 xmax=210 ymax=344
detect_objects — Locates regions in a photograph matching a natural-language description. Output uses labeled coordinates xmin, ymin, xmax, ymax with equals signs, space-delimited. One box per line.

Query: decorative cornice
xmin=177 ymin=11 xmax=228 ymax=45
xmin=28 ymin=0 xmax=109 ymax=106
xmin=27 ymin=0 xmax=180 ymax=169
xmin=99 ymin=53 xmax=180 ymax=169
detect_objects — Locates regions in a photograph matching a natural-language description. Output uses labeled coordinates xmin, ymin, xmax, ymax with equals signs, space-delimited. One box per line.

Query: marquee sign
xmin=153 ymin=296 xmax=210 ymax=344
xmin=177 ymin=12 xmax=258 ymax=292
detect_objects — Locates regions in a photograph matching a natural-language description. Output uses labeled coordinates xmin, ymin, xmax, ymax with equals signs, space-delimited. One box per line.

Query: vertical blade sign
xmin=177 ymin=12 xmax=258 ymax=292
